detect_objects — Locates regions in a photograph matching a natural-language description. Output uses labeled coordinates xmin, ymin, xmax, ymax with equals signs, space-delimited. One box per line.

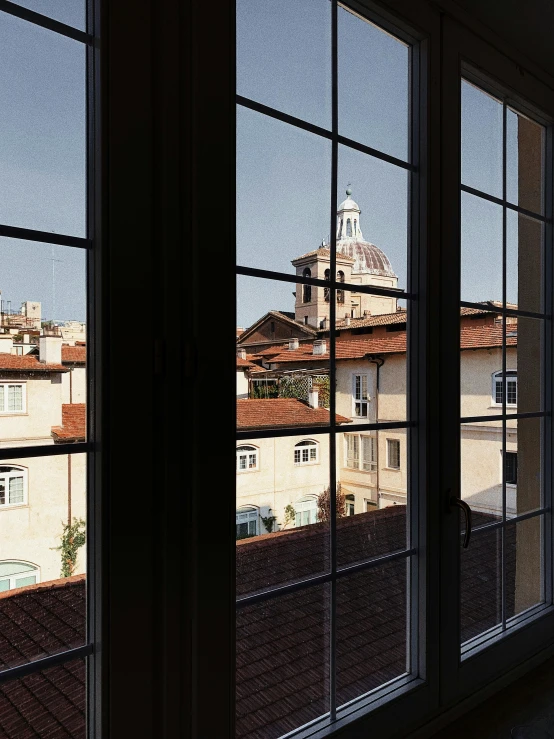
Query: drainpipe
xmin=67 ymin=454 xmax=72 ymax=526
xmin=367 ymin=356 xmax=385 ymax=506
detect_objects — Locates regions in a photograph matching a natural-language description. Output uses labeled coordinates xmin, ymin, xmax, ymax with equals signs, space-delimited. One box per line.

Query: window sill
xmin=0 ymin=503 xmax=28 ymax=511
xmin=384 ymin=467 xmax=401 ymax=472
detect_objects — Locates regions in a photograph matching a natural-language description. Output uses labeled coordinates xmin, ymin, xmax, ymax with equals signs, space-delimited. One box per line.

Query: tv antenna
xmin=50 ymin=245 xmax=63 ymax=322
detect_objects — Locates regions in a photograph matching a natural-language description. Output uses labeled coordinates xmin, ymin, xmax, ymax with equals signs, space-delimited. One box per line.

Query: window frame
xmin=0 ymin=465 xmax=28 ymax=508
xmin=352 ymin=372 xmax=370 ymax=418
xmin=0 ymin=560 xmax=40 ymax=590
xmin=386 ymin=438 xmax=401 ymax=470
xmin=0 ymin=382 xmax=26 ymax=414
xmin=294 ymin=439 xmax=319 ymax=466
xmin=236 ymin=444 xmax=259 ymax=472
xmin=492 ymin=369 xmax=518 ymax=408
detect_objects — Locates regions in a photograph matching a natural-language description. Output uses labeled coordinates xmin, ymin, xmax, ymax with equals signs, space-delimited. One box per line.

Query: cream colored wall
xmin=0 ymin=375 xmax=64 ymax=446
xmin=0 ymin=453 xmax=87 ymax=584
xmin=460 ymin=347 xmax=517 ymax=417
xmin=61 ymin=366 xmax=87 ymax=404
xmin=236 ymin=370 xmax=249 ymax=400
xmin=236 ymin=434 xmax=336 ymax=531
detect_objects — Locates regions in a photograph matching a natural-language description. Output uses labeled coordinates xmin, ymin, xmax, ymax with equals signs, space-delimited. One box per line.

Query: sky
xmin=236 ymin=0 xmax=544 ymax=330
xmin=0 ymin=6 xmax=86 ymax=323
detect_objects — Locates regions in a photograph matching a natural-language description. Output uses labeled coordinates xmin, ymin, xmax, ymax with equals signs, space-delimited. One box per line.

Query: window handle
xmin=450 ymin=496 xmax=472 ymax=549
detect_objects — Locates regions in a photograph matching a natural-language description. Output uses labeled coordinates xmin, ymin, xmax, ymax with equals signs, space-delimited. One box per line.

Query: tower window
xmin=337 ymin=271 xmax=345 ymax=304
xmin=324 ymin=269 xmax=330 ymax=302
xmin=354 ymin=219 xmax=357 ymax=234
xmin=302 ymin=268 xmax=312 ymax=303
xmin=346 ymin=218 xmax=352 ymax=237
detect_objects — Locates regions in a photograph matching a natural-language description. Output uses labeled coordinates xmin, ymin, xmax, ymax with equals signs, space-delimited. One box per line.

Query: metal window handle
xmin=450 ymin=496 xmax=472 ymax=549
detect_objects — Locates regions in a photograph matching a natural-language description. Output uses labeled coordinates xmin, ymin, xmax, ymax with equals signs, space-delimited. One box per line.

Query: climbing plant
xmin=53 ymin=517 xmax=86 ymax=578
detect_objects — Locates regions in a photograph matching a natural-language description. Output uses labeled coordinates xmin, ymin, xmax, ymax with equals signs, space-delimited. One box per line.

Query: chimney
xmin=23 ymin=334 xmax=30 ymax=344
xmin=289 ymin=338 xmax=299 ymax=351
xmin=237 ymin=347 xmax=246 ymax=360
xmin=308 ymin=388 xmax=319 ymax=408
xmin=0 ymin=335 xmax=13 ymax=354
xmin=313 ymin=339 xmax=326 ymax=355
xmin=364 ymin=309 xmax=371 ymax=317
xmin=345 ymin=316 xmax=351 ymax=326
xmin=39 ymin=335 xmax=62 ymax=365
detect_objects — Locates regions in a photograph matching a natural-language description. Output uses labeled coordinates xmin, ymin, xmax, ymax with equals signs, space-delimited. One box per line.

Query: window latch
xmin=450 ymin=495 xmax=472 ymax=549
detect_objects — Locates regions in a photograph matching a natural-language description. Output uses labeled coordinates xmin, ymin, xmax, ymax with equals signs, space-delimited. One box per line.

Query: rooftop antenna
xmin=50 ymin=245 xmax=63 ymax=323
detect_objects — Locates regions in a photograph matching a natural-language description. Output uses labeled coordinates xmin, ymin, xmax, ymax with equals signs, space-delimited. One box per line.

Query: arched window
xmin=294 ymin=439 xmax=318 ymax=465
xmin=0 ymin=466 xmax=27 ymax=507
xmin=236 ymin=506 xmax=258 ymax=540
xmin=236 ymin=445 xmax=258 ymax=472
xmin=492 ymin=370 xmax=517 ymax=407
xmin=338 ymin=219 xmax=343 ymax=238
xmin=302 ymin=268 xmax=311 ymax=303
xmin=295 ymin=495 xmax=318 ymax=527
xmin=324 ymin=269 xmax=330 ymax=302
xmin=337 ymin=270 xmax=345 ymax=304
xmin=0 ymin=561 xmax=39 ymax=591
xmin=346 ymin=218 xmax=352 ymax=237
xmin=353 ymin=219 xmax=357 ymax=235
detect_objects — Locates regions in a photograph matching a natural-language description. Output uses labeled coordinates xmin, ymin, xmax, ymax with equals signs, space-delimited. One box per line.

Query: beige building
xmin=0 ymin=332 xmax=86 ymax=588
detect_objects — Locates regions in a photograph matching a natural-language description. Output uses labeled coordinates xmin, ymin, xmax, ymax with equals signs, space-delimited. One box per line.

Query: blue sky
xmin=236 ymin=1 xmax=543 ymax=330
xmin=0 ymin=7 xmax=86 ymax=322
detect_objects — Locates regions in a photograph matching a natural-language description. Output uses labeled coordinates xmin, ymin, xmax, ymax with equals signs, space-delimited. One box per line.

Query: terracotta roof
xmin=334 ymin=310 xmax=407 ymax=329
xmin=52 ymin=404 xmax=86 ymax=441
xmin=238 ymin=311 xmax=318 ymax=344
xmin=460 ymin=325 xmax=515 ymax=350
xmin=236 ymin=507 xmax=516 ymax=738
xmin=61 ymin=346 xmax=86 ymax=364
xmin=0 ymin=575 xmax=85 ymax=738
xmin=236 ymin=399 xmax=349 ymax=429
xmin=0 ymin=355 xmax=67 ymax=373
xmin=237 ymin=357 xmax=257 ymax=369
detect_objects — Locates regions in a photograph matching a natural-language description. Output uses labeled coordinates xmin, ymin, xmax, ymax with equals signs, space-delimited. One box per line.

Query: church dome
xmin=338 ymin=240 xmax=397 ymax=278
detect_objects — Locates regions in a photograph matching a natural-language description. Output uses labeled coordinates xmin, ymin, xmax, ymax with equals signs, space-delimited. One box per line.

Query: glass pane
xmin=336 ymin=558 xmax=408 ymax=705
xmin=0 ymin=658 xmax=85 ymax=737
xmin=514 ymin=317 xmax=543 ymax=414
xmin=508 ymin=516 xmax=544 ymax=618
xmin=236 ymin=107 xmax=331 ymax=274
xmin=338 ymin=146 xmax=408 ymax=294
xmin=338 ymin=6 xmax=409 ymax=161
xmin=509 ymin=416 xmax=542 ymax=517
xmin=0 ymin=453 xmax=85 ymax=670
xmin=0 ymin=239 xmax=87 ymax=448
xmin=336 ymin=431 xmax=407 ymax=568
xmin=460 ymin=310 xmax=503 ymax=419
xmin=507 ymin=211 xmax=544 ymax=314
xmin=506 ymin=107 xmax=545 ymax=214
xmin=236 ymin=584 xmax=330 ymax=738
xmin=6 ymin=1 xmax=86 ymax=31
xmin=0 ymin=14 xmax=86 ymax=236
xmin=461 ymin=421 xmax=503 ymax=523
xmin=461 ymin=191 xmax=503 ymax=305
xmin=461 ymin=526 xmax=502 ymax=644
xmin=461 ymin=79 xmax=503 ymax=199
xmin=236 ymin=0 xmax=331 ymax=129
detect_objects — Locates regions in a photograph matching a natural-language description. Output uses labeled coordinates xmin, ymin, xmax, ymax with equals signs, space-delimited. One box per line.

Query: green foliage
xmin=53 ymin=517 xmax=86 ymax=578
xmin=261 ymin=515 xmax=277 ymax=533
xmin=251 ymin=382 xmax=279 ymax=399
xmin=278 ymin=377 xmax=306 ymax=400
xmin=312 ymin=376 xmax=330 ymax=408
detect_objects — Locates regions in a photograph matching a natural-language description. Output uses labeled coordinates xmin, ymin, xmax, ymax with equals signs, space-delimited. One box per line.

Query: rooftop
xmin=236 ymin=398 xmax=349 ymax=430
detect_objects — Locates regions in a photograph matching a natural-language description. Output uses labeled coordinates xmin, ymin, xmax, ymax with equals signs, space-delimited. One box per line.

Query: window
xmin=324 ymin=268 xmax=330 ymax=302
xmin=294 ymin=439 xmax=318 ymax=465
xmin=353 ymin=373 xmax=369 ymax=417
xmin=505 ymin=451 xmax=518 ymax=485
xmin=236 ymin=507 xmax=258 ymax=540
xmin=337 ymin=270 xmax=345 ymax=304
xmin=0 ymin=561 xmax=39 ymax=591
xmin=236 ymin=445 xmax=258 ymax=472
xmin=294 ymin=496 xmax=318 ymax=527
xmin=362 ymin=435 xmax=377 ymax=471
xmin=387 ymin=439 xmax=400 ymax=469
xmin=346 ymin=218 xmax=352 ymax=237
xmin=345 ymin=434 xmax=359 ymax=469
xmin=353 ymin=219 xmax=357 ymax=235
xmin=0 ymin=383 xmax=25 ymax=413
xmin=302 ymin=268 xmax=311 ymax=303
xmin=345 ymin=434 xmax=376 ymax=471
xmin=493 ymin=370 xmax=517 ymax=406
xmin=0 ymin=466 xmax=27 ymax=507
xmin=345 ymin=494 xmax=355 ymax=516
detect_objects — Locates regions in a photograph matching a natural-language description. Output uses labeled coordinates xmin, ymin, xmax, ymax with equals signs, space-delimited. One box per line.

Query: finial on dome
xmin=346 ymin=184 xmax=352 ymax=197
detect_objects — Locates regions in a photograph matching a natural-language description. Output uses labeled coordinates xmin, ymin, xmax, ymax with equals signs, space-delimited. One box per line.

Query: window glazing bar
xmin=460 ymin=299 xmax=548 ymax=320
xmin=0 ymin=643 xmax=93 ymax=685
xmin=236 ymin=548 xmax=416 ymax=609
xmin=236 ymin=94 xmax=417 ymax=174
xmin=0 ymin=441 xmax=89 ymax=461
xmin=236 ymin=265 xmax=412 ymax=301
xmin=236 ymin=421 xmax=412 ymax=442
xmin=461 ymin=412 xmax=547 ymax=424
xmin=0 ymin=224 xmax=91 ymax=250
xmin=467 ymin=507 xmax=549 ymax=537
xmin=460 ymin=184 xmax=549 ymax=223
xmin=0 ymin=1 xmax=90 ymax=43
